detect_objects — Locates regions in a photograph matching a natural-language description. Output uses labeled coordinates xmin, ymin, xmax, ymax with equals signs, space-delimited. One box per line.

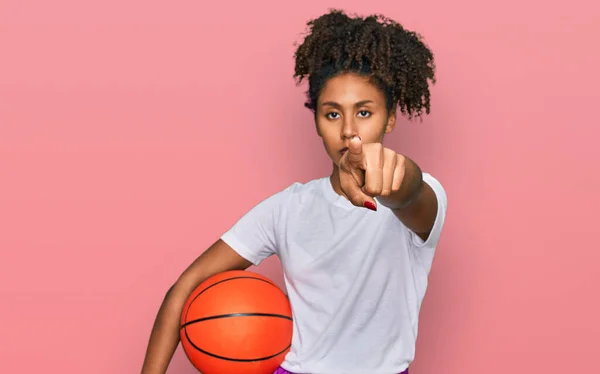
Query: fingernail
xmin=364 ymin=201 xmax=377 ymax=211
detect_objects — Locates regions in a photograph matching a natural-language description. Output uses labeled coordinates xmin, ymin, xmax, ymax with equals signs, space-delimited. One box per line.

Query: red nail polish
xmin=364 ymin=201 xmax=377 ymax=211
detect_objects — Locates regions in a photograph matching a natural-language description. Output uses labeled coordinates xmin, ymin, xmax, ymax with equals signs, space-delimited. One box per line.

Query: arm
xmin=140 ymin=239 xmax=252 ymax=374
xmin=378 ymin=157 xmax=438 ymax=241
xmin=338 ymin=139 xmax=441 ymax=241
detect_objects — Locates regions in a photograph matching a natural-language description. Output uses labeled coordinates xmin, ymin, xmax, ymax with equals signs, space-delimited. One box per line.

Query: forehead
xmin=318 ymin=73 xmax=385 ymax=104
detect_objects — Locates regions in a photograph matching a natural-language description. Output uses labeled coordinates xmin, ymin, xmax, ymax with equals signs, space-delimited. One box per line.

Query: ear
xmin=384 ymin=109 xmax=397 ymax=134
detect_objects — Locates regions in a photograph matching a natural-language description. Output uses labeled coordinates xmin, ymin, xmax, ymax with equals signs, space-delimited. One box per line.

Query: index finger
xmin=346 ymin=136 xmax=363 ymax=164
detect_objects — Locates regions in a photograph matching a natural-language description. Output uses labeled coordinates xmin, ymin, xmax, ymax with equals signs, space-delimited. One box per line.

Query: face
xmin=315 ymin=73 xmax=396 ymax=166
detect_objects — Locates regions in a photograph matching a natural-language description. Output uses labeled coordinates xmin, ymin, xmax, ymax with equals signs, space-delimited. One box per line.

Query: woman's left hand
xmin=338 ymin=136 xmax=406 ymax=211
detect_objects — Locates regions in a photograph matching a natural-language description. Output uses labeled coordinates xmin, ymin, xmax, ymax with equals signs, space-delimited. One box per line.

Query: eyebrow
xmin=320 ymin=100 xmax=374 ymax=108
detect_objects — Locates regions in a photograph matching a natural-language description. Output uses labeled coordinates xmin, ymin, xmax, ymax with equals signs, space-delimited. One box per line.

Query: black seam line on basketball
xmin=184 ymin=326 xmax=291 ymax=362
xmin=180 ymin=312 xmax=293 ymax=328
xmin=184 ymin=276 xmax=280 ymax=323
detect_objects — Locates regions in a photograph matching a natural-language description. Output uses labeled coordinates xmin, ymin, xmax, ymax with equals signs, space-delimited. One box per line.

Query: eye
xmin=357 ymin=110 xmax=371 ymax=118
xmin=326 ymin=112 xmax=340 ymax=119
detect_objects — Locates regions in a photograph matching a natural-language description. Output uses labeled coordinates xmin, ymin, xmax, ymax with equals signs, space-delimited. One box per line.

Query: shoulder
xmin=421 ymin=172 xmax=448 ymax=216
xmin=256 ymin=177 xmax=328 ymax=209
xmin=422 ymin=172 xmax=447 ymax=200
xmin=404 ymin=172 xmax=448 ymax=251
xmin=272 ymin=177 xmax=328 ymax=200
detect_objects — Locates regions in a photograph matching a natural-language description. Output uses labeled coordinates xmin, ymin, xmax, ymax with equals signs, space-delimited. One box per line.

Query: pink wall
xmin=1 ymin=1 xmax=599 ymax=373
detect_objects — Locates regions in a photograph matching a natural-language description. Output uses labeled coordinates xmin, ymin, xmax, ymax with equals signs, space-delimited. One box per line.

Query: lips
xmin=340 ymin=147 xmax=348 ymax=155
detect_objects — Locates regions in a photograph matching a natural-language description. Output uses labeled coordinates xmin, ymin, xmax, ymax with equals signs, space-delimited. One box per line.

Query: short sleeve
xmin=220 ymin=184 xmax=295 ymax=266
xmin=408 ymin=173 xmax=448 ymax=250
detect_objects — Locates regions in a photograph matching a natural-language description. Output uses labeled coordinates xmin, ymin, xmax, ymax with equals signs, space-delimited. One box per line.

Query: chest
xmin=274 ymin=203 xmax=406 ymax=288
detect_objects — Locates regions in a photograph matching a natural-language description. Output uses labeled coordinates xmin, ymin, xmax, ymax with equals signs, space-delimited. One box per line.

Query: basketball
xmin=180 ymin=270 xmax=293 ymax=374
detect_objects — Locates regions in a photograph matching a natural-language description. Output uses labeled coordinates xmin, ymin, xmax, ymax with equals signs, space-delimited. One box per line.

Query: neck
xmin=329 ymin=164 xmax=349 ymax=200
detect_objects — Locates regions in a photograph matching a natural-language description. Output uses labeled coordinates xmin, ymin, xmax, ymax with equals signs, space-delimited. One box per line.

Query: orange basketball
xmin=180 ymin=270 xmax=293 ymax=374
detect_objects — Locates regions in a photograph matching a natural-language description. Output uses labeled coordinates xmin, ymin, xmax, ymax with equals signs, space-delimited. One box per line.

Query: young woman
xmin=141 ymin=9 xmax=447 ymax=374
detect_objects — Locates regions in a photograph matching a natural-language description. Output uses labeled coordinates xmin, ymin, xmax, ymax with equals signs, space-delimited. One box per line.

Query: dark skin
xmin=141 ymin=239 xmax=251 ymax=373
xmin=318 ymin=73 xmax=438 ymax=240
xmin=141 ymin=73 xmax=439 ymax=374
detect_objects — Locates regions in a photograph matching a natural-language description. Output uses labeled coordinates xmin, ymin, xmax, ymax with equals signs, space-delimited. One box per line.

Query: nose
xmin=341 ymin=117 xmax=358 ymax=140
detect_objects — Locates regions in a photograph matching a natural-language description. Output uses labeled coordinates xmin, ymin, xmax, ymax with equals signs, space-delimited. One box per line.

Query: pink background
xmin=1 ymin=1 xmax=599 ymax=373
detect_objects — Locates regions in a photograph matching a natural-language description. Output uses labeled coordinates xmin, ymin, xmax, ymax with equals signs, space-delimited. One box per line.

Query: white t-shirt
xmin=221 ymin=173 xmax=447 ymax=374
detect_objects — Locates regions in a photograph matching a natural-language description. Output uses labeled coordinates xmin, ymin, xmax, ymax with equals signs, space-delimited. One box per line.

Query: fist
xmin=338 ymin=136 xmax=406 ymax=211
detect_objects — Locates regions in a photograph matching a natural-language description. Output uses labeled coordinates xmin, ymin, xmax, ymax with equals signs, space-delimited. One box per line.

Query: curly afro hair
xmin=294 ymin=9 xmax=436 ymax=119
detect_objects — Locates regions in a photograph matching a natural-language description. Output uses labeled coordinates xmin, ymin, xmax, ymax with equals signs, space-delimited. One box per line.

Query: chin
xmin=327 ymin=154 xmax=341 ymax=166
